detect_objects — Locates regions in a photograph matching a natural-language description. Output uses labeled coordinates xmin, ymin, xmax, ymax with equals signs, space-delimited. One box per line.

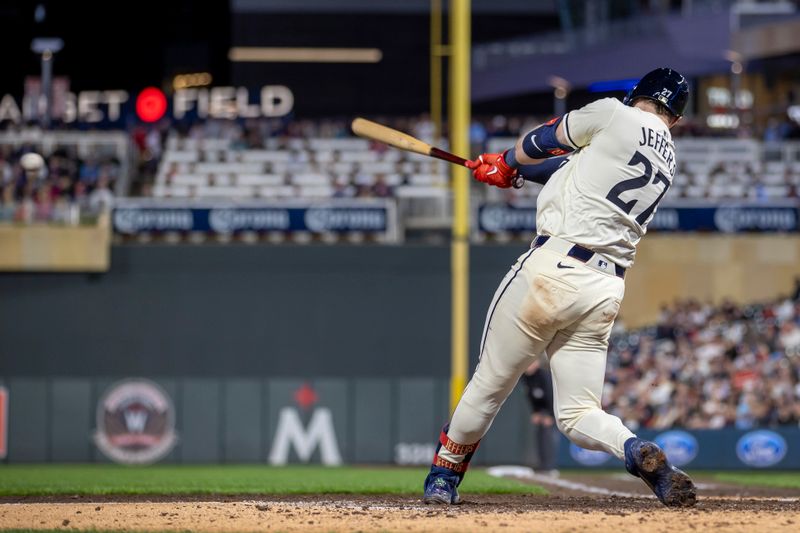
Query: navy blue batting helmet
xmin=623 ymin=68 xmax=689 ymax=117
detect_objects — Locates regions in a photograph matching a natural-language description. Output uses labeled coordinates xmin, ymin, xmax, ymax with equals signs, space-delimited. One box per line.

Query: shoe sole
xmin=423 ymin=494 xmax=450 ymax=505
xmin=422 ymin=494 xmax=461 ymax=505
xmin=637 ymin=442 xmax=697 ymax=508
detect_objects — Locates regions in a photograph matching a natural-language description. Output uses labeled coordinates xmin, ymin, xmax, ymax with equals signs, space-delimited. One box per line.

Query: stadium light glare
xmin=228 ymin=47 xmax=383 ymax=63
xmin=173 ymin=72 xmax=213 ymax=90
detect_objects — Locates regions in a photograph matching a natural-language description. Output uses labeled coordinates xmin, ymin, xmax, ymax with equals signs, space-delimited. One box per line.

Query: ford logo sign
xmin=569 ymin=443 xmax=611 ymax=466
xmin=736 ymin=430 xmax=787 ymax=467
xmin=654 ymin=430 xmax=698 ymax=467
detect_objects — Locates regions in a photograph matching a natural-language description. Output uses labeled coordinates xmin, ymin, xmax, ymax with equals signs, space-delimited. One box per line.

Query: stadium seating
xmin=153 ymin=134 xmax=450 ymax=200
xmin=154 ymin=131 xmax=800 ymax=203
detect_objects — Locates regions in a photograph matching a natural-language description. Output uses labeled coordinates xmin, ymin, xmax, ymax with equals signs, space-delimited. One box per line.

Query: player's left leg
xmin=423 ymin=249 xmax=577 ymax=504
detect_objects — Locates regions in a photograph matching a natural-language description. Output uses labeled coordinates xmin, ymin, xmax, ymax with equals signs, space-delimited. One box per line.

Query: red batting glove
xmin=465 ymin=151 xmax=518 ymax=188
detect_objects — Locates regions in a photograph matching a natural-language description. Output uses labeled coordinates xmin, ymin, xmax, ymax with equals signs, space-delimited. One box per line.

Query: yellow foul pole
xmin=449 ymin=0 xmax=470 ymax=413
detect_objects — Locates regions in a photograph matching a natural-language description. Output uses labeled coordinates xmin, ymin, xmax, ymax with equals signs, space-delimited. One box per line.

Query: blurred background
xmin=0 ymin=0 xmax=798 ymax=472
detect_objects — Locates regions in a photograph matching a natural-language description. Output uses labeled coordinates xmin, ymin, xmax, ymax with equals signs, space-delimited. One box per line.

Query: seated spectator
xmin=606 ymin=291 xmax=800 ymax=430
xmin=89 ymin=175 xmax=114 ymax=212
xmin=371 ymin=174 xmax=393 ymax=198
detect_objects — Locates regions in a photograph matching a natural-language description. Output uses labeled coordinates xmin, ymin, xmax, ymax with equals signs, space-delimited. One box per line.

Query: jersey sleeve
xmin=561 ymin=98 xmax=619 ymax=150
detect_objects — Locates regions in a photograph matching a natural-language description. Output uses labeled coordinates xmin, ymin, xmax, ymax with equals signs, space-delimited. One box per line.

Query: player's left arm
xmin=509 ymin=99 xmax=618 ymax=166
xmin=517 ymin=156 xmax=568 ymax=185
xmin=506 ymin=116 xmax=574 ymax=168
xmin=467 ymin=99 xmax=617 ymax=188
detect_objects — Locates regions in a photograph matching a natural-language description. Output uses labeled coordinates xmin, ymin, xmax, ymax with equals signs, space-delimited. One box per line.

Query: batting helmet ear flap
xmin=624 ymin=68 xmax=689 ymax=117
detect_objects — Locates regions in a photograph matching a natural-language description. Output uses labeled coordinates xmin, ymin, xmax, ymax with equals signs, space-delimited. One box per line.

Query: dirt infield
xmin=1 ymin=494 xmax=798 ymax=532
xmin=1 ymin=474 xmax=798 ymax=532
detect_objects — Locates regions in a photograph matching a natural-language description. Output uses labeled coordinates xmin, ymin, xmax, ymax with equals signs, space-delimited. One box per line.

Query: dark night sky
xmin=0 ymin=1 xmax=559 ymax=116
xmin=0 ymin=0 xmax=231 ymax=96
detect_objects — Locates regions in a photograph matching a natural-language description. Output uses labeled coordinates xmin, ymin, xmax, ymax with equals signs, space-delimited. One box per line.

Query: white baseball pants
xmin=443 ymin=236 xmax=635 ymax=463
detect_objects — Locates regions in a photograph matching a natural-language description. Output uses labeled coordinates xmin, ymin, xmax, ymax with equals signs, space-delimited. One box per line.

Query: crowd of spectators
xmin=0 ymin=146 xmax=119 ymax=223
xmin=605 ymin=282 xmax=800 ymax=430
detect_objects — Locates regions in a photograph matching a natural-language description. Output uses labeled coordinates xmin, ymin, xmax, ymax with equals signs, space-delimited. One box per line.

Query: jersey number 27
xmin=605 ymin=151 xmax=670 ymax=225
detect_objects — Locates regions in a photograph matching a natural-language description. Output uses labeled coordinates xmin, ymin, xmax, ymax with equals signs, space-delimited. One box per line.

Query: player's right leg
xmin=546 ymin=278 xmax=696 ymax=507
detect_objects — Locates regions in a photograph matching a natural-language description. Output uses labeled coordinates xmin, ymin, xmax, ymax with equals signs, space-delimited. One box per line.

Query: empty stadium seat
xmin=240 ymin=150 xmax=293 ymax=163
xmin=292 ymin=173 xmax=330 ymax=186
xmin=684 ymin=185 xmax=707 ymax=198
xmin=299 ymin=185 xmax=336 ymax=197
xmin=314 ymin=150 xmax=336 ymax=163
xmin=195 ymin=163 xmax=266 ymax=174
xmin=339 ymin=151 xmax=380 ymax=163
xmin=237 ymin=174 xmax=285 ymax=186
xmin=409 ymin=174 xmax=447 ymax=186
xmin=153 ymin=185 xmax=192 ymax=197
xmin=164 ymin=151 xmax=199 ymax=163
xmin=257 ymin=185 xmax=296 ymax=198
xmin=330 ymin=162 xmax=355 ymax=173
xmin=211 ymin=174 xmax=235 ymax=187
xmin=358 ymin=162 xmax=396 ymax=174
xmin=765 ymin=161 xmax=787 ymax=173
xmin=171 ymin=174 xmax=209 ymax=186
xmin=308 ymin=138 xmax=370 ymax=151
xmin=195 ymin=186 xmax=255 ymax=198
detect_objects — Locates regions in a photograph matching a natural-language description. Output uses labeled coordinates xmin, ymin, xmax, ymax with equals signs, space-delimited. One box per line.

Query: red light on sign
xmin=136 ymin=87 xmax=167 ymax=123
xmin=293 ymin=383 xmax=318 ymax=410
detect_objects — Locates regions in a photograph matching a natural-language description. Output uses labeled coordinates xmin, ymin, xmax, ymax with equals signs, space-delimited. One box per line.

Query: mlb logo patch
xmin=598 ymin=260 xmax=608 ymax=269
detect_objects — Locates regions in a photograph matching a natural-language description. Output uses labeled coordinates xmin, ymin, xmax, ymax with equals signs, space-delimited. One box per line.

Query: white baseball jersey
xmin=535 ymin=97 xmax=676 ymax=269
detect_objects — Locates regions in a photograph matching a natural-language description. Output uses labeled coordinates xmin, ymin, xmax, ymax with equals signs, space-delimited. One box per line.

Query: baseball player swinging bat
xmin=351 ymin=118 xmax=524 ymax=188
xmin=419 ymin=68 xmax=698 ymax=509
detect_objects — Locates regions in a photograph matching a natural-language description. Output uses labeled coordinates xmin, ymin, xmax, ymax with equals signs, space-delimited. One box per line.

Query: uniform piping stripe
xmin=563 ymin=113 xmax=577 ymax=149
xmin=478 ymin=248 xmax=536 ymax=359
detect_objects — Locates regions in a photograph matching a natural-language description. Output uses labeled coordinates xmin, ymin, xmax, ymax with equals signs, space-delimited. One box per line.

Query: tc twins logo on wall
xmin=94 ymin=379 xmax=178 ymax=464
xmin=269 ymin=383 xmax=342 ymax=465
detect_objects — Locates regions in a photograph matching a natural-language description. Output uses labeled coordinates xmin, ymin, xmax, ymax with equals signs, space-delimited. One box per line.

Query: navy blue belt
xmin=532 ymin=235 xmax=626 ymax=279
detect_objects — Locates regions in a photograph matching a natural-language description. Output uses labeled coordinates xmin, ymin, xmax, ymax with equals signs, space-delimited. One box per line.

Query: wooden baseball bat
xmin=351 ymin=117 xmax=469 ymax=166
xmin=350 ymin=117 xmax=523 ymax=188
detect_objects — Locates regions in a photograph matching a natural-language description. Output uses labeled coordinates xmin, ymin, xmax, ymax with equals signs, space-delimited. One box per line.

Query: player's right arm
xmin=466 ymin=119 xmax=572 ymax=188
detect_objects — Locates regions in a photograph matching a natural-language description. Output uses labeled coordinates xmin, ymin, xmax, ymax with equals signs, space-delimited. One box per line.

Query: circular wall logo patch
xmin=94 ymin=379 xmax=177 ymax=464
xmin=654 ymin=430 xmax=698 ymax=467
xmin=569 ymin=443 xmax=611 ymax=466
xmin=736 ymin=430 xmax=787 ymax=468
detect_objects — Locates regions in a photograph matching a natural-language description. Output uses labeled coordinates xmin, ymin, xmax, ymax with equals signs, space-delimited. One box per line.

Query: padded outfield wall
xmin=0 ymin=242 xmax=798 ymax=468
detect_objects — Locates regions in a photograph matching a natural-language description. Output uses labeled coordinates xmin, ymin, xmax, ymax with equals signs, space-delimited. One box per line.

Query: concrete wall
xmin=623 ymin=235 xmax=800 ymax=327
xmin=4 ymin=239 xmax=798 ymax=375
